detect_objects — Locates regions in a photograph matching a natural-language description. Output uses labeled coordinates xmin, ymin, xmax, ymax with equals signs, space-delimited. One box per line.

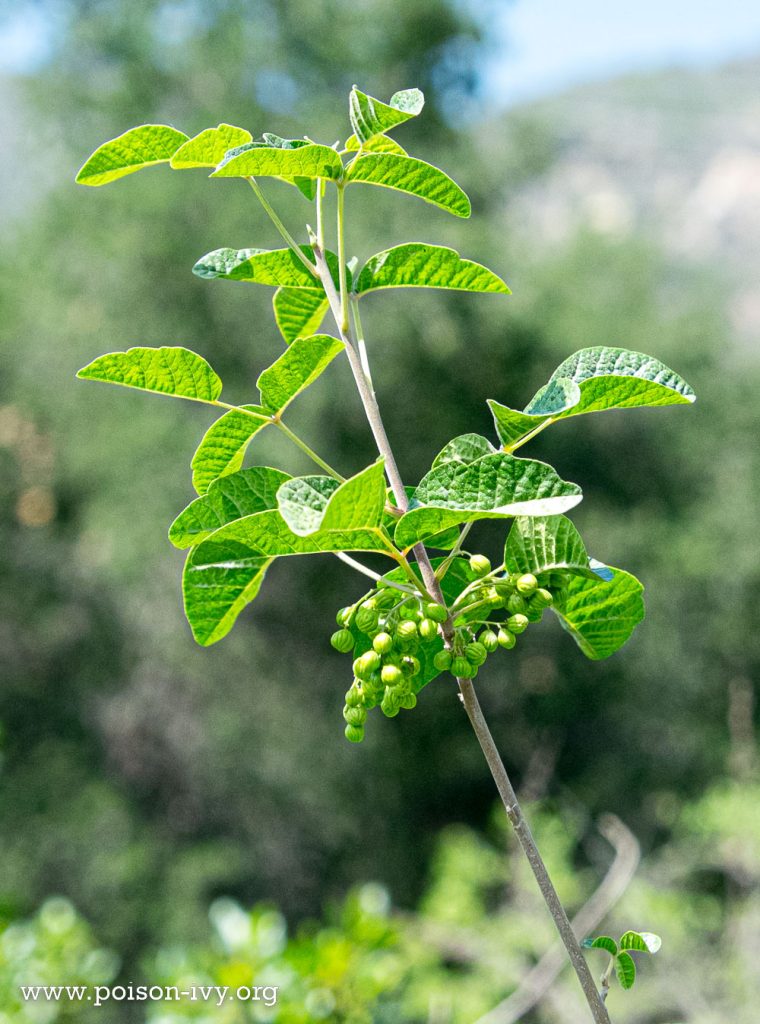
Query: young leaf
xmin=76 ymin=125 xmax=189 ymax=186
xmin=505 ymin=515 xmax=602 ymax=580
xmin=77 ymin=346 xmax=222 ymax=402
xmin=191 ymin=405 xmax=269 ymax=496
xmin=183 ymin=542 xmax=273 ymax=646
xmin=257 ymin=334 xmax=344 ymax=414
xmin=346 ymin=154 xmax=471 ymax=218
xmin=619 ymin=931 xmax=662 ymax=954
xmin=193 ymin=247 xmax=320 ymax=288
xmin=551 ymin=568 xmax=645 ymax=660
xmin=583 ymin=936 xmax=618 ymax=956
xmin=170 ymin=123 xmax=252 ymax=168
xmin=357 ymin=244 xmax=509 ymax=295
xmin=431 ymin=434 xmax=496 ymax=469
xmin=211 ymin=143 xmax=343 ymax=181
xmin=382 ymin=487 xmax=461 ymax=550
xmin=488 ymin=379 xmax=581 ymax=448
xmin=273 ymin=287 xmax=329 ymax=344
xmin=345 ymin=133 xmax=408 ymax=156
xmin=170 ymin=466 xmax=292 ymax=548
xmin=615 ymin=952 xmax=637 ymax=990
xmin=277 ymin=462 xmax=386 ymax=536
xmin=349 ymin=85 xmax=424 ymax=144
xmin=395 ymin=453 xmax=583 ymax=550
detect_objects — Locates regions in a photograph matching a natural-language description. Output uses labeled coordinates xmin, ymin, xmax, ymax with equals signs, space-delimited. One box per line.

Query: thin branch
xmin=274 ymin=420 xmax=344 ymax=480
xmin=333 ymin=552 xmax=419 ymax=595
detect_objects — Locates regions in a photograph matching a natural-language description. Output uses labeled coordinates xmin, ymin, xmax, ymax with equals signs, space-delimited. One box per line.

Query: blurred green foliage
xmin=0 ymin=0 xmax=758 ymax=1017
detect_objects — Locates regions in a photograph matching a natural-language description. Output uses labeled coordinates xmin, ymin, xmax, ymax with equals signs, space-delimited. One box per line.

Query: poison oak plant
xmin=75 ymin=86 xmax=694 ymax=1022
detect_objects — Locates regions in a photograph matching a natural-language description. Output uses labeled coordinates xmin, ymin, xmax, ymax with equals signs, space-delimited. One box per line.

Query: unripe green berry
xmin=381 ymin=693 xmax=401 ymax=717
xmin=373 ymin=632 xmax=394 ymax=655
xmin=452 ymin=656 xmax=473 ymax=678
xmin=402 ymin=655 xmax=421 ymax=677
xmin=507 ymin=613 xmax=529 ymax=634
xmin=345 ymin=686 xmax=363 ymax=707
xmin=381 ymin=664 xmax=404 ymax=688
xmin=495 ymin=578 xmax=515 ymax=596
xmin=469 ymin=553 xmax=492 ymax=577
xmin=507 ymin=593 xmax=528 ymax=615
xmin=466 ymin=641 xmax=488 ymax=666
xmin=336 ymin=606 xmax=353 ymax=627
xmin=425 ymin=602 xmax=448 ymax=623
xmin=532 ymin=587 xmax=553 ymax=608
xmin=374 ymin=588 xmax=398 ymax=609
xmin=330 ymin=628 xmax=354 ymax=653
xmin=516 ymin=573 xmax=538 ymax=596
xmin=344 ymin=724 xmax=364 ymax=743
xmin=497 ymin=628 xmax=516 ymax=649
xmin=397 ymin=619 xmax=418 ymax=639
xmin=419 ymin=617 xmax=438 ymax=640
xmin=433 ymin=649 xmax=452 ymax=672
xmin=400 ymin=692 xmax=417 ymax=710
xmin=480 ymin=629 xmax=499 ymax=653
xmin=355 ymin=606 xmax=379 ymax=634
xmin=343 ymin=705 xmax=367 ymax=726
xmin=353 ymin=650 xmax=381 ymax=679
xmin=483 ymin=587 xmax=506 ymax=607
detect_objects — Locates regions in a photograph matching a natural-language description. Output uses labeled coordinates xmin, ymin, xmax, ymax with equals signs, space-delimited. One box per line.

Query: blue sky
xmin=481 ymin=0 xmax=760 ymax=105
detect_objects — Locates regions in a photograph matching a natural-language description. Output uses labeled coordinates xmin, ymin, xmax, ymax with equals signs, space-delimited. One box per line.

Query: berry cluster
xmin=331 ymin=555 xmax=556 ymax=742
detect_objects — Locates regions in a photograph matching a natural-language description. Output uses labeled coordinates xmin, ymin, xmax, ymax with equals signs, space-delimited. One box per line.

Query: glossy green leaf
xmin=183 ymin=542 xmax=273 ymax=646
xmin=170 ymin=467 xmax=291 ymax=548
xmin=170 ymin=123 xmax=252 ymax=168
xmin=77 ymin=346 xmax=222 ymax=402
xmin=584 ymin=936 xmax=618 ymax=956
xmin=615 ymin=952 xmax=636 ymax=990
xmin=193 ymin=247 xmax=319 ymax=288
xmin=278 ymin=462 xmax=386 ymax=537
xmin=488 ymin=379 xmax=581 ymax=448
xmin=382 ymin=488 xmax=460 ymax=550
xmin=345 ymin=133 xmax=407 ymax=156
xmin=257 ymin=334 xmax=344 ymax=414
xmin=277 ymin=476 xmax=339 ymax=535
xmin=346 ymin=154 xmax=471 ymax=218
xmin=76 ymin=124 xmax=189 ymax=186
xmin=273 ymin=287 xmax=329 ymax=344
xmin=212 ymin=143 xmax=343 ymax=180
xmin=357 ymin=244 xmax=509 ymax=295
xmin=395 ymin=453 xmax=583 ymax=550
xmin=349 ymin=85 xmax=424 ymax=144
xmin=551 ymin=568 xmax=645 ymax=660
xmin=619 ymin=931 xmax=661 ymax=954
xmin=191 ymin=405 xmax=268 ymax=496
xmin=432 ymin=434 xmax=496 ymax=469
xmin=505 ymin=515 xmax=601 ymax=580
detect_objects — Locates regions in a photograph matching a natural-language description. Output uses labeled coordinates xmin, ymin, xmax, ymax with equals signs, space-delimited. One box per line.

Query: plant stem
xmin=600 ymin=957 xmax=615 ymax=1003
xmin=248 ymin=178 xmax=318 ymax=276
xmin=274 ymin=420 xmax=344 ymax=480
xmin=456 ymin=675 xmax=612 ymax=1024
xmin=506 ymin=416 xmax=555 ymax=453
xmin=336 ymin=185 xmax=350 ymax=334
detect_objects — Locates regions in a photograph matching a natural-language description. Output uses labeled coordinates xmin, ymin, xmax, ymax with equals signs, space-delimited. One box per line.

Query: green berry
xmin=495 ymin=578 xmax=515 ymax=596
xmin=344 ymin=724 xmax=364 ymax=743
xmin=433 ymin=649 xmax=452 ymax=672
xmin=480 ymin=629 xmax=499 ymax=653
xmin=452 ymin=656 xmax=473 ymax=678
xmin=466 ymin=641 xmax=488 ymax=666
xmin=400 ymin=692 xmax=417 ymax=710
xmin=532 ymin=587 xmax=553 ymax=608
xmin=381 ymin=664 xmax=404 ymax=688
xmin=516 ymin=573 xmax=538 ymax=596
xmin=330 ymin=628 xmax=354 ymax=653
xmin=374 ymin=588 xmax=398 ymax=609
xmin=336 ymin=606 xmax=353 ymax=627
xmin=397 ymin=619 xmax=418 ymax=639
xmin=469 ymin=554 xmax=491 ymax=577
xmin=507 ymin=613 xmax=529 ymax=635
xmin=345 ymin=686 xmax=363 ymax=707
xmin=381 ymin=693 xmax=401 ymax=717
xmin=507 ymin=593 xmax=528 ymax=615
xmin=373 ymin=632 xmax=394 ymax=655
xmin=402 ymin=655 xmax=421 ymax=677
xmin=497 ymin=628 xmax=516 ymax=649
xmin=483 ymin=587 xmax=506 ymax=607
xmin=353 ymin=651 xmax=381 ymax=679
xmin=425 ymin=602 xmax=448 ymax=623
xmin=419 ymin=617 xmax=438 ymax=640
xmin=355 ymin=606 xmax=379 ymax=634
xmin=343 ymin=705 xmax=367 ymax=726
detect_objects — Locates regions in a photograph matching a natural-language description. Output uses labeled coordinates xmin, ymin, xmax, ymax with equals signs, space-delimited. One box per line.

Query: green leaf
xmin=277 ymin=475 xmax=340 ymax=535
xmin=77 ymin=346 xmax=222 ymax=402
xmin=505 ymin=515 xmax=602 ymax=580
xmin=183 ymin=542 xmax=273 ymax=646
xmin=583 ymin=936 xmax=618 ymax=956
xmin=191 ymin=405 xmax=268 ymax=496
xmin=346 ymin=154 xmax=471 ymax=218
xmin=546 ymin=347 xmax=696 ymax=416
xmin=345 ymin=133 xmax=407 ymax=156
xmin=273 ymin=287 xmax=329 ymax=344
xmin=76 ymin=124 xmax=189 ymax=186
xmin=395 ymin=453 xmax=583 ymax=550
xmin=357 ymin=244 xmax=509 ymax=295
xmin=278 ymin=462 xmax=386 ymax=536
xmin=551 ymin=568 xmax=645 ymax=660
xmin=193 ymin=247 xmax=318 ymax=288
xmin=619 ymin=931 xmax=661 ymax=954
xmin=170 ymin=467 xmax=291 ymax=548
xmin=170 ymin=123 xmax=252 ymax=168
xmin=212 ymin=143 xmax=343 ymax=181
xmin=489 ymin=379 xmax=581 ymax=448
xmin=349 ymin=85 xmax=424 ymax=144
xmin=615 ymin=952 xmax=637 ymax=990
xmin=432 ymin=434 xmax=496 ymax=469
xmin=382 ymin=487 xmax=460 ymax=550
xmin=257 ymin=334 xmax=344 ymax=414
